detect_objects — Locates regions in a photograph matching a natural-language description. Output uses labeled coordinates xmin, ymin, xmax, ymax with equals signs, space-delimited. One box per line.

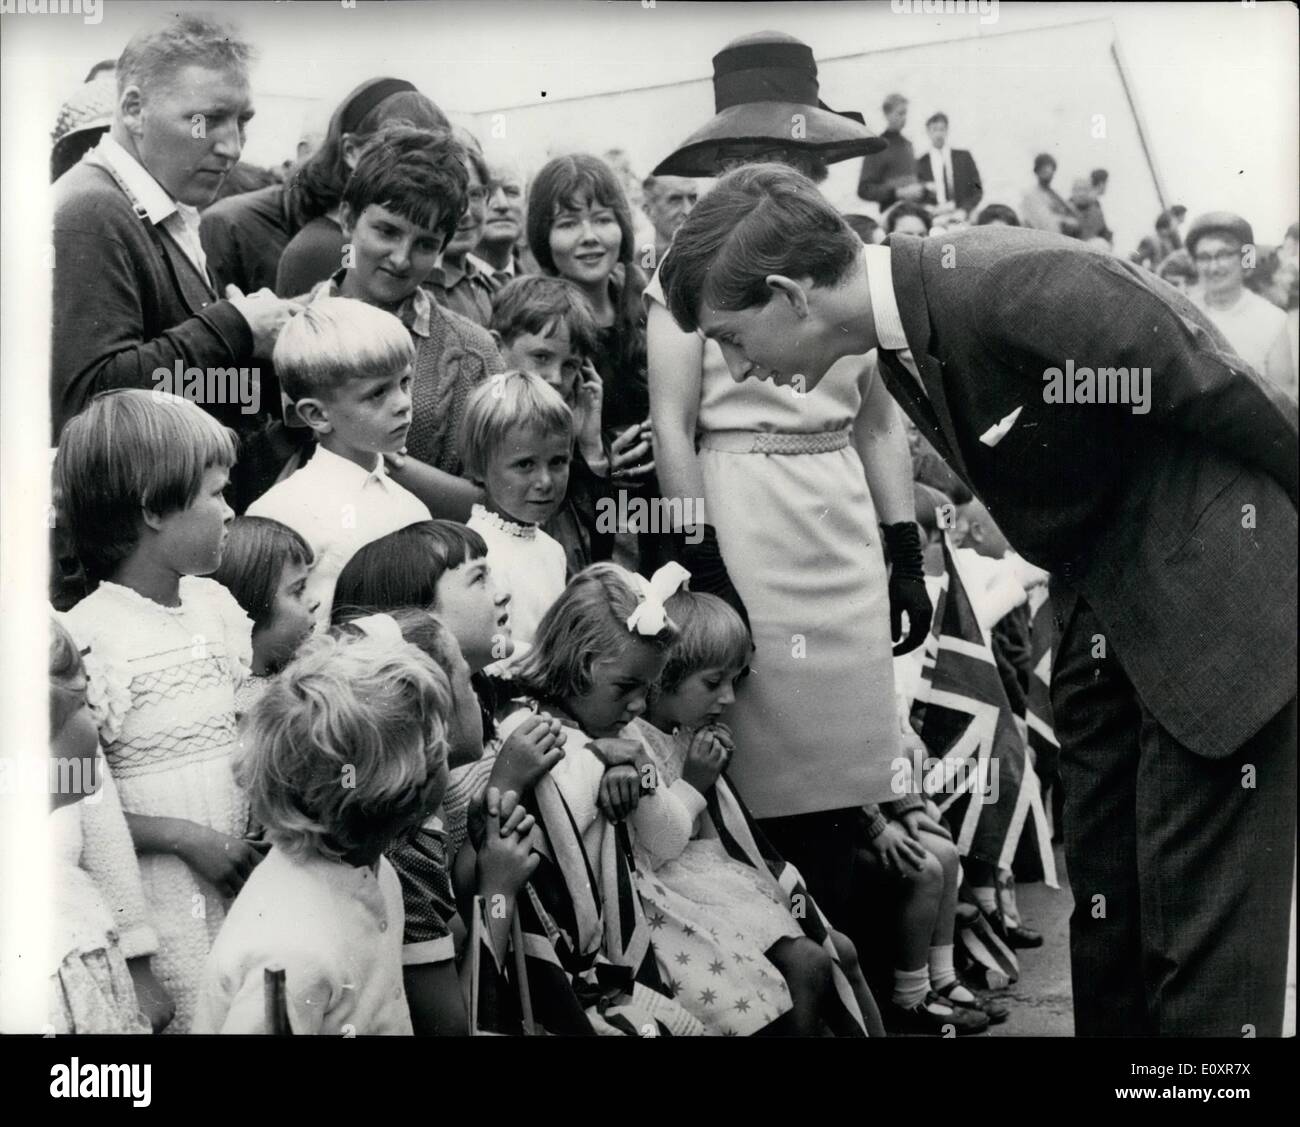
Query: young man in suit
xmin=660 ymin=163 xmax=1298 ymax=1037
xmin=915 ymin=112 xmax=982 ymax=220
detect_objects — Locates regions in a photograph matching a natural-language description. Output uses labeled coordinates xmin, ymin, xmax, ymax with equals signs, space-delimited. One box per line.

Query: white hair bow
xmin=351 ymin=613 xmax=404 ymax=647
xmin=625 ymin=562 xmax=692 ymax=636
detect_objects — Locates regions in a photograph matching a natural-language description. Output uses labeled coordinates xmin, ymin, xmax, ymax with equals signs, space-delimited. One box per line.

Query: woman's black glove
xmin=680 ymin=524 xmax=752 ymax=638
xmin=881 ymin=521 xmax=932 ymax=656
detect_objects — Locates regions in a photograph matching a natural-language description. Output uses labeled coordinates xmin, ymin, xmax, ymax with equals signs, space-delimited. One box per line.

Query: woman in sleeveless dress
xmin=644 ymin=31 xmax=927 ymax=927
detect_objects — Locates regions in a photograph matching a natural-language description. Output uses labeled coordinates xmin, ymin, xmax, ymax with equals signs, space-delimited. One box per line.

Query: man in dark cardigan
xmin=661 ymin=163 xmax=1297 ymax=1037
xmin=50 ymin=12 xmax=300 ymax=471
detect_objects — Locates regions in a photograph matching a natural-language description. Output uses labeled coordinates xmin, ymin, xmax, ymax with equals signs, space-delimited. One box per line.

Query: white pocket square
xmin=979 ymin=406 xmax=1023 ymax=448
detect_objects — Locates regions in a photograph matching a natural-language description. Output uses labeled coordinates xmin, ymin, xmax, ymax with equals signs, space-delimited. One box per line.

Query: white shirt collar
xmin=862 ymin=245 xmax=910 ymax=351
xmin=309 ymin=443 xmax=392 ymax=489
xmin=95 ymin=134 xmax=180 ymax=226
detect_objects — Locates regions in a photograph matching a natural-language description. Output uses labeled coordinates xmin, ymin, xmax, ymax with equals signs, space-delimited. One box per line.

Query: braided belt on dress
xmin=697 ymin=428 xmax=852 ymax=455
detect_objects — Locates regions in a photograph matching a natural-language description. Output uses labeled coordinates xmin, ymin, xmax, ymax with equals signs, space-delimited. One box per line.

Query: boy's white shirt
xmin=246 ymin=444 xmax=432 ymax=631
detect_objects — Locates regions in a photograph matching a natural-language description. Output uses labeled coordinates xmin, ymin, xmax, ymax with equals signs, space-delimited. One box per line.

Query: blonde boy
xmin=247 ymin=297 xmax=431 ymax=627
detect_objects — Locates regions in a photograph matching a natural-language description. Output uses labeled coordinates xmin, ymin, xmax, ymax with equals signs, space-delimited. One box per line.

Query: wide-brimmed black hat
xmin=653 ymin=32 xmax=885 ymax=177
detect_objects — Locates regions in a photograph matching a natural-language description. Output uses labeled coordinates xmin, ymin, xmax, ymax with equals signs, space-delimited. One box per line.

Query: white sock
xmin=891 ymin=965 xmax=930 ymax=1010
xmin=930 ymin=944 xmax=977 ymax=1002
xmin=929 ymin=944 xmax=956 ymax=990
xmin=972 ymin=885 xmax=997 ymax=915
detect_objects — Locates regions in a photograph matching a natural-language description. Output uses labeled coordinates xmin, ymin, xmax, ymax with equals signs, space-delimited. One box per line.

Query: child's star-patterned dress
xmin=629 ymin=719 xmax=803 ymax=1036
xmin=66 ymin=578 xmax=253 ymax=1034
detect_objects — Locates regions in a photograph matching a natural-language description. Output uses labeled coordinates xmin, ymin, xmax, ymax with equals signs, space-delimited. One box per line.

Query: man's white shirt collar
xmin=97 ymin=134 xmax=181 ymax=225
xmin=96 ymin=135 xmax=207 ymax=276
xmin=862 ymin=244 xmax=925 ymax=389
xmin=862 ymin=245 xmax=909 ymax=350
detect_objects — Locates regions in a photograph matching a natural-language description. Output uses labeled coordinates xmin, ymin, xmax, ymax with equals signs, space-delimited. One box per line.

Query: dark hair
xmin=490 ymin=274 xmax=599 ymax=360
xmin=913 ymin=444 xmax=972 ymax=505
xmin=1156 ymin=249 xmax=1197 ymax=286
xmin=1033 ymin=153 xmax=1056 ymax=173
xmin=527 ymin=154 xmax=645 ymax=381
xmin=660 ymin=163 xmax=859 ymax=334
xmin=1090 ymin=168 xmax=1109 ymax=187
xmin=341 ymin=122 xmax=468 ymax=253
xmin=456 ymin=129 xmax=491 ymax=190
xmin=975 ymin=203 xmax=1020 ymax=227
xmin=1285 ymin=222 xmax=1298 ymax=242
xmin=288 ymin=77 xmax=449 ymax=226
xmin=843 ymin=213 xmax=880 ymax=245
xmin=884 ymin=201 xmax=933 ymax=235
xmin=211 ymin=516 xmax=314 ymax=632
xmin=925 ymin=112 xmax=949 ymax=128
xmin=526 ymin=154 xmax=636 ymax=276
xmin=882 ymin=93 xmax=908 ymax=114
xmin=333 ymin=520 xmax=487 ymax=622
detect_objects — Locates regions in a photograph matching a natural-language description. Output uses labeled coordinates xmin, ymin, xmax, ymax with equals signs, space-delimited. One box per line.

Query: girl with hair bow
xmin=500 ymin=562 xmax=844 ymax=1035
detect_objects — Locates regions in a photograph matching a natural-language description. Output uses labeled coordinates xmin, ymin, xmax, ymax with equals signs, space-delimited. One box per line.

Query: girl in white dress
xmin=461 ymin=371 xmax=572 ymax=644
xmin=635 ymin=589 xmax=886 ymax=1035
xmin=47 ymin=617 xmax=152 ymax=1035
xmin=56 ymin=390 xmax=261 ymax=1033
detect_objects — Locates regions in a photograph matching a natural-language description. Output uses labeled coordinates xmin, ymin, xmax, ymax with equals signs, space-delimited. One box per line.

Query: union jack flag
xmin=910 ymin=539 xmax=1056 ymax=886
xmin=467 ymin=769 xmax=705 ymax=1036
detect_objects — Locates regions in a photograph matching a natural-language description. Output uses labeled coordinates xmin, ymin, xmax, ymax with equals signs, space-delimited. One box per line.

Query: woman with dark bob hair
xmin=527 ymin=154 xmax=647 ymax=436
xmin=526 ymin=154 xmax=662 ymax=568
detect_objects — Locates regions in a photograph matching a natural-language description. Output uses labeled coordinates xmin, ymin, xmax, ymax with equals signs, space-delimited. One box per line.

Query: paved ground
xmin=989 ymin=843 xmax=1074 ymax=1037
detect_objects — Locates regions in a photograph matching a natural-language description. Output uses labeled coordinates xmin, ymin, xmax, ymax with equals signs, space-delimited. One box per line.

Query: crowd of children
xmin=38 ymin=50 xmax=1070 ymax=1037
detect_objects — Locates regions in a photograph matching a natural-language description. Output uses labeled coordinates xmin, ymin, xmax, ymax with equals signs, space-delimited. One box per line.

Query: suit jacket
xmin=877 ymin=227 xmax=1298 ymax=758
xmin=856 ymin=130 xmax=919 ymax=209
xmin=51 ymin=154 xmax=255 ymax=441
xmin=916 ymin=149 xmax=983 ymax=215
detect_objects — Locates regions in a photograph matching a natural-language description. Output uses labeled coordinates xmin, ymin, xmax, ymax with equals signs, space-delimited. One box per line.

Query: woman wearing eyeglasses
xmin=1187 ymin=211 xmax=1295 ymax=397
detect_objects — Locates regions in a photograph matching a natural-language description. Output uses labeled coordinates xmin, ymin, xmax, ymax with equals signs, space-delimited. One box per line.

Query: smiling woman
xmin=271 ymin=77 xmax=451 ymax=298
xmin=292 ymin=122 xmax=504 ymax=503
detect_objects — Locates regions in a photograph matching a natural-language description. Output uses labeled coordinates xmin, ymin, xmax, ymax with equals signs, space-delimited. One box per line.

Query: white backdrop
xmin=7 ymin=0 xmax=1296 ymax=248
xmin=459 ymin=18 xmax=1163 ymax=253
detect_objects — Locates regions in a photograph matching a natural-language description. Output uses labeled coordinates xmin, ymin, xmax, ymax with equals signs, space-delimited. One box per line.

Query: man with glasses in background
xmin=1188 ymin=211 xmax=1295 ymax=396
